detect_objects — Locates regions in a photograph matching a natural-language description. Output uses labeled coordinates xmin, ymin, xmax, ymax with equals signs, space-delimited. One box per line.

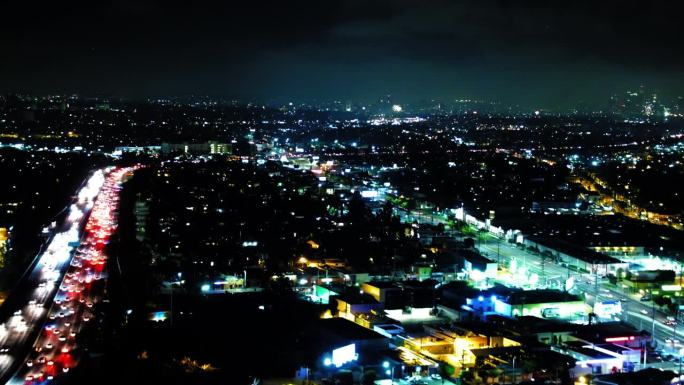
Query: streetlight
xmin=673 ymin=308 xmax=679 ymax=354
xmin=679 ymin=347 xmax=684 ymax=382
xmin=650 ymin=288 xmax=656 ymax=340
xmin=169 ymin=279 xmax=183 ymax=327
xmin=511 ymin=356 xmax=517 ymax=385
xmin=382 ymin=362 xmax=402 ymax=384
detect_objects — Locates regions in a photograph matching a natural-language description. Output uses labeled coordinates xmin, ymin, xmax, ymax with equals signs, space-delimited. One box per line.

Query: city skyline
xmin=2 ymin=1 xmax=684 ymax=108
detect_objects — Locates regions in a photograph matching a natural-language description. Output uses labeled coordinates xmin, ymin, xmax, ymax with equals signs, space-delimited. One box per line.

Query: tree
xmin=464 ymin=237 xmax=475 ymax=249
xmin=348 ymin=191 xmax=368 ymax=222
xmin=654 ymin=295 xmax=672 ymax=308
xmin=379 ymin=200 xmax=393 ymax=220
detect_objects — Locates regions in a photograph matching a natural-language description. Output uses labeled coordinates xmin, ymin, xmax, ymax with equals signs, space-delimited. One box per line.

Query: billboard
xmin=594 ymin=301 xmax=622 ymax=318
xmin=331 ymin=344 xmax=357 ymax=367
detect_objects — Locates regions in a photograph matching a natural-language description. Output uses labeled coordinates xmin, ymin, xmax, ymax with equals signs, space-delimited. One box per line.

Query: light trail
xmin=0 ymin=166 xmax=137 ymax=384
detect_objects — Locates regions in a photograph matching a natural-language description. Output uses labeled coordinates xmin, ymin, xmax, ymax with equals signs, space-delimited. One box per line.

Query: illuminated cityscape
xmin=2 ymin=1 xmax=684 ymax=385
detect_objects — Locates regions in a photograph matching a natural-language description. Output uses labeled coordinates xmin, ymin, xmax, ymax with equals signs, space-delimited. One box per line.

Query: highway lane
xmin=9 ymin=166 xmax=135 ymax=384
xmin=0 ymin=167 xmax=135 ymax=385
xmin=0 ymin=170 xmax=106 ymax=383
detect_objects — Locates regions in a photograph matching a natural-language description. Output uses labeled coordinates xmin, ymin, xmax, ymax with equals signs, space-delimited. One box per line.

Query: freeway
xmin=0 ymin=166 xmax=135 ymax=384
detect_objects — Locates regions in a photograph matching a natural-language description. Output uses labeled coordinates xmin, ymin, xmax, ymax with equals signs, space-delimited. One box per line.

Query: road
xmin=477 ymin=238 xmax=683 ymax=353
xmin=394 ymin=202 xmax=684 ymax=358
xmin=0 ymin=167 xmax=135 ymax=384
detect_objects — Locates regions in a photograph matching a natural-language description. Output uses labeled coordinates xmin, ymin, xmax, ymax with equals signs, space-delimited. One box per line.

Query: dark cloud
xmin=1 ymin=0 xmax=683 ymax=107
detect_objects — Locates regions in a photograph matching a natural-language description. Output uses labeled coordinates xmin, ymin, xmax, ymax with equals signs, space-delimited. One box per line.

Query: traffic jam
xmin=0 ymin=166 xmax=134 ymax=384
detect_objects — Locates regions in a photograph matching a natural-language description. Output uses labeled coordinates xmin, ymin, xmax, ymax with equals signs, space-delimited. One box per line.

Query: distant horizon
xmin=2 ymin=88 xmax=681 ymax=113
xmin=3 ymin=1 xmax=684 ymax=110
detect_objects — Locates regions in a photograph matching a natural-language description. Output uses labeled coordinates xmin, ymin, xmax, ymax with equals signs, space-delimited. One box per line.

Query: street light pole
xmin=651 ymin=289 xmax=656 ymax=340
xmin=673 ymin=309 xmax=679 ymax=353
xmin=170 ymin=284 xmax=173 ymax=327
xmin=512 ymin=356 xmax=516 ymax=385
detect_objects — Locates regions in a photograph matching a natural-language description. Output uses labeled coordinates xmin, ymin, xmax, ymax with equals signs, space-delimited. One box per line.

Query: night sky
xmin=2 ymin=0 xmax=683 ymax=108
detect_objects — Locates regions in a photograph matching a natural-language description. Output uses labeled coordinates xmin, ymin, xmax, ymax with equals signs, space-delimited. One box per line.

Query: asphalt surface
xmin=395 ymin=204 xmax=683 ymax=366
xmin=0 ymin=167 xmax=135 ymax=385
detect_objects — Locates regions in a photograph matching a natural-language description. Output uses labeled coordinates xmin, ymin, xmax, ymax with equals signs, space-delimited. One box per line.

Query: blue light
xmin=383 ymin=361 xmax=390 ymax=368
xmin=151 ymin=311 xmax=167 ymax=322
xmin=478 ymin=296 xmax=484 ymax=301
xmin=385 ymin=369 xmax=391 ymax=376
xmin=324 ymin=358 xmax=332 ymax=366
xmin=491 ymin=295 xmax=497 ymax=301
xmin=201 ymin=284 xmax=210 ymax=292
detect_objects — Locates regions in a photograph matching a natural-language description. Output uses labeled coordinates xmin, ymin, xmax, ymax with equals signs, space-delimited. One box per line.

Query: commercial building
xmin=161 ymin=141 xmax=232 ymax=155
xmin=524 ymin=237 xmax=625 ymax=276
xmin=0 ymin=226 xmax=8 ymax=269
xmin=462 ymin=251 xmax=498 ymax=280
xmin=467 ymin=289 xmax=589 ymax=320
xmin=311 ymin=318 xmax=389 ymax=370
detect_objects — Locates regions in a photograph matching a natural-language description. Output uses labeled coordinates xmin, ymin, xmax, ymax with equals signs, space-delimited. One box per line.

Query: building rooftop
xmin=505 ymin=289 xmax=582 ymax=305
xmin=364 ymin=281 xmax=400 ymax=289
xmin=399 ymin=279 xmax=439 ymax=289
xmin=316 ymin=318 xmax=388 ymax=342
xmin=593 ymin=368 xmax=676 ymax=385
xmin=335 ymin=291 xmax=381 ymax=305
xmin=506 ymin=315 xmax=578 ymax=334
xmin=573 ymin=321 xmax=651 ymax=343
xmin=564 ymin=341 xmax=615 ymax=359
xmin=528 ymin=236 xmax=621 ymax=265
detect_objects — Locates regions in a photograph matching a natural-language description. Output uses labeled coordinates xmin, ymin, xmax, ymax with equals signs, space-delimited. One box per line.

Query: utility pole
xmin=497 ymin=241 xmax=501 ymax=268
xmin=652 ymin=289 xmax=657 ymax=341
xmin=169 ymin=284 xmax=173 ymax=327
xmin=679 ymin=348 xmax=683 ymax=382
xmin=541 ymin=255 xmax=546 ymax=288
xmin=594 ymin=266 xmax=599 ymax=301
xmin=673 ymin=308 xmax=679 ymax=353
xmin=511 ymin=356 xmax=517 ymax=385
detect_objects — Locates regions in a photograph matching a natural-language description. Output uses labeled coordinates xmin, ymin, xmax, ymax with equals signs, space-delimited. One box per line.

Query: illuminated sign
xmin=605 ymin=336 xmax=635 ymax=342
xmin=662 ymin=285 xmax=681 ymax=292
xmin=331 ymin=344 xmax=357 ymax=367
xmin=149 ymin=311 xmax=169 ymax=322
xmin=594 ymin=301 xmax=622 ymax=317
xmin=565 ymin=276 xmax=575 ymax=291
